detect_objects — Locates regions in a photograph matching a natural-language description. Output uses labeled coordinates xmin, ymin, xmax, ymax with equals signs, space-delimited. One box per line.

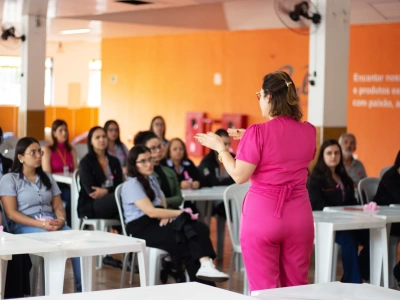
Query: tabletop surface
xmin=182 ymin=186 xmax=228 ymax=200
xmin=20 ymin=230 xmax=146 ymax=252
xmin=16 ymin=282 xmax=253 ymax=300
xmin=52 ymin=173 xmax=74 ymax=184
xmin=0 ymin=231 xmax=58 ymax=256
xmin=252 ymin=282 xmax=400 ymax=300
xmin=324 ymin=205 xmax=400 ymax=221
xmin=313 ymin=211 xmax=386 ymax=225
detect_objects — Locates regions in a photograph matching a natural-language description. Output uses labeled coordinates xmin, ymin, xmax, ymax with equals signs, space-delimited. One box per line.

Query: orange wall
xmin=101 ymin=29 xmax=309 ymax=149
xmin=0 ymin=106 xmax=19 ymax=137
xmin=347 ymin=23 xmax=400 ymax=176
xmin=101 ymin=24 xmax=399 ymax=176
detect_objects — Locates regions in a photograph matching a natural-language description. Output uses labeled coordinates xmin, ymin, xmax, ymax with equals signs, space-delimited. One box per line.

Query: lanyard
xmin=56 ymin=148 xmax=67 ymax=166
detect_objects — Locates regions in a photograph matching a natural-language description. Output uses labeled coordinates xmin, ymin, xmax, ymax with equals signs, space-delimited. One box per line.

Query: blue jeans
xmin=13 ymin=213 xmax=82 ymax=293
xmin=335 ymin=230 xmax=369 ymax=283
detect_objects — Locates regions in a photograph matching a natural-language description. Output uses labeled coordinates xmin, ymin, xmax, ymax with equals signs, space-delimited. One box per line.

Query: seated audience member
xmin=198 ymin=129 xmax=235 ymax=216
xmin=0 ymin=127 xmax=13 ymax=180
xmin=0 ymin=137 xmax=81 ymax=292
xmin=134 ymin=131 xmax=183 ymax=209
xmin=150 ymin=116 xmax=169 ymax=146
xmin=104 ymin=120 xmax=129 ymax=173
xmin=42 ymin=119 xmax=78 ymax=226
xmin=373 ymin=151 xmax=400 ymax=236
xmin=162 ymin=138 xmax=202 ymax=190
xmin=77 ymin=126 xmax=123 ymax=268
xmin=121 ymin=145 xmax=229 ymax=284
xmin=198 ymin=129 xmax=235 ymax=187
xmin=339 ymin=133 xmax=367 ymax=185
xmin=308 ymin=139 xmax=369 ymax=283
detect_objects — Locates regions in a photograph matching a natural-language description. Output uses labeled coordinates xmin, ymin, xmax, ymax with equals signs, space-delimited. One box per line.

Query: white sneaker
xmin=196 ymin=259 xmax=229 ymax=282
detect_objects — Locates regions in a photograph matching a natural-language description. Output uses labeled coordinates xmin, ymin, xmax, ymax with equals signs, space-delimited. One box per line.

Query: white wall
xmin=0 ymin=40 xmax=101 ymax=106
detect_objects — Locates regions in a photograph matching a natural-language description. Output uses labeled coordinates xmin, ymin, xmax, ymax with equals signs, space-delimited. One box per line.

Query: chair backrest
xmin=223 ymin=182 xmax=250 ymax=253
xmin=73 ymin=169 xmax=81 ymax=192
xmin=2 ymin=148 xmax=15 ymax=160
xmin=73 ymin=144 xmax=88 ymax=163
xmin=379 ymin=165 xmax=392 ymax=178
xmin=358 ymin=177 xmax=380 ymax=205
xmin=114 ymin=183 xmax=127 ymax=236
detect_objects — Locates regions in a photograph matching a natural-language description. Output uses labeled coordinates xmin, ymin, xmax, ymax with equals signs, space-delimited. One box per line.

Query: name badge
xmin=63 ymin=165 xmax=69 ymax=175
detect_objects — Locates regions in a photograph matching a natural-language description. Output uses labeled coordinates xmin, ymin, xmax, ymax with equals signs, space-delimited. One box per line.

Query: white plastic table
xmin=21 ymin=230 xmax=147 ymax=295
xmin=323 ymin=205 xmax=400 ymax=287
xmin=16 ymin=282 xmax=253 ymax=300
xmin=52 ymin=173 xmax=73 ymax=185
xmin=0 ymin=232 xmax=59 ymax=299
xmin=312 ymin=211 xmax=388 ymax=287
xmin=252 ymin=282 xmax=400 ymax=300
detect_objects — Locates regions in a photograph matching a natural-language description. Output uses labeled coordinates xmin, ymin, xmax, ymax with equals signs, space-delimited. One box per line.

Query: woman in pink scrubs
xmin=195 ymin=71 xmax=316 ymax=292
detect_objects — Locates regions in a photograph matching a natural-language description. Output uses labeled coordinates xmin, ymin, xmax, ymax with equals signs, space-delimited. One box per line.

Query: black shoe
xmin=103 ymin=255 xmax=123 ymax=269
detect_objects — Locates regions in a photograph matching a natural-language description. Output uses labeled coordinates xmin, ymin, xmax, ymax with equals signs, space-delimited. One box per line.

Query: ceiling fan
xmin=274 ymin=0 xmax=322 ymax=36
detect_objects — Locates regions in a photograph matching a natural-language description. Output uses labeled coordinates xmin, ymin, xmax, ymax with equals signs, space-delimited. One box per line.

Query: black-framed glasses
xmin=136 ymin=158 xmax=155 ymax=165
xmin=149 ymin=144 xmax=163 ymax=152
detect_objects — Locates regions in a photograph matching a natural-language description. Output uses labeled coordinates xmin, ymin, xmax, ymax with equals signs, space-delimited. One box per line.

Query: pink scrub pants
xmin=240 ymin=186 xmax=314 ymax=292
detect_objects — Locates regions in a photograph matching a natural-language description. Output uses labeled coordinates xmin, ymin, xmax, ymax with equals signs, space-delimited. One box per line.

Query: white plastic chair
xmin=76 ymin=170 xmax=121 ymax=269
xmin=114 ymin=184 xmax=168 ymax=287
xmin=73 ymin=144 xmax=88 ymax=163
xmin=379 ymin=165 xmax=392 ymax=178
xmin=223 ymin=182 xmax=250 ymax=295
xmin=357 ymin=177 xmax=380 ymax=205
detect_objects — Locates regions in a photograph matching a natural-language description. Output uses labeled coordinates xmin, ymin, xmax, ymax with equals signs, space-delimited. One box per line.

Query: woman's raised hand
xmin=194 ymin=132 xmax=224 ymax=152
xmin=227 ymin=128 xmax=245 ymax=140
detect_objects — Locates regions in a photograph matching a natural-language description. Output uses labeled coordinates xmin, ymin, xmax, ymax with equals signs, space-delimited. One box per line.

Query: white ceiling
xmin=0 ymin=0 xmax=399 ymax=42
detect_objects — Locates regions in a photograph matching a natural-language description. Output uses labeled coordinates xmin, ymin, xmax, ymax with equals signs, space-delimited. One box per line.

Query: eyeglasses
xmin=108 ymin=128 xmax=119 ymax=132
xmin=149 ymin=144 xmax=163 ymax=152
xmin=24 ymin=149 xmax=43 ymax=157
xmin=136 ymin=158 xmax=155 ymax=165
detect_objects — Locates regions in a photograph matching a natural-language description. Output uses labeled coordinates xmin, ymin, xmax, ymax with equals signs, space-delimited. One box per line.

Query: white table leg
xmin=42 ymin=253 xmax=66 ymax=295
xmin=136 ymin=243 xmax=148 ymax=287
xmin=0 ymin=256 xmax=11 ymax=299
xmin=314 ymin=222 xmax=335 ymax=283
xmin=81 ymin=256 xmax=95 ymax=292
xmin=370 ymin=227 xmax=388 ymax=287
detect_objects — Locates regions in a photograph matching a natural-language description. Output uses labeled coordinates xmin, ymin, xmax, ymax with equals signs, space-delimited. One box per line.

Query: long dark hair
xmin=127 ymin=145 xmax=155 ymax=201
xmin=165 ymin=138 xmax=188 ymax=161
xmin=12 ymin=137 xmax=52 ymax=190
xmin=134 ymin=131 xmax=159 ymax=146
xmin=104 ymin=120 xmax=123 ymax=146
xmin=149 ymin=116 xmax=166 ymax=139
xmin=49 ymin=119 xmax=72 ymax=152
xmin=310 ymin=139 xmax=353 ymax=188
xmin=87 ymin=126 xmax=106 ymax=158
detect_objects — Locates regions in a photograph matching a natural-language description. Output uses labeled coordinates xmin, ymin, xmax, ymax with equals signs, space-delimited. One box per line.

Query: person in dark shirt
xmin=308 ymin=139 xmax=369 ymax=283
xmin=162 ymin=138 xmax=202 ymax=190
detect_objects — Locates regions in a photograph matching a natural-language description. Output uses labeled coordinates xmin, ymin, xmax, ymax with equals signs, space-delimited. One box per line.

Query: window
xmin=0 ymin=56 xmax=21 ymax=105
xmin=88 ymin=59 xmax=101 ymax=107
xmin=0 ymin=56 xmax=54 ymax=106
xmin=44 ymin=57 xmax=54 ymax=106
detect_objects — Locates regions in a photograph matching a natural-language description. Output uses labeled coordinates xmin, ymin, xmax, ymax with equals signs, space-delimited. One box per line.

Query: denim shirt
xmin=0 ymin=172 xmax=61 ymax=216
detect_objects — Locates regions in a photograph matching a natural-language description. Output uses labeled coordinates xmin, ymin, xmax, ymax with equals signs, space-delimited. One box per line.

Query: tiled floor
xmin=56 ymin=218 xmax=398 ymax=295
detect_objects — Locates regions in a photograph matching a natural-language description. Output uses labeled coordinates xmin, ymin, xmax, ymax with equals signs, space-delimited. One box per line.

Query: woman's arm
xmin=51 ymin=194 xmax=66 ymax=224
xmin=1 ymin=196 xmax=54 ymax=231
xmin=79 ymin=158 xmax=100 ymax=194
xmin=195 ymin=132 xmax=256 ymax=184
xmin=41 ymin=146 xmax=52 ymax=173
xmin=134 ymin=197 xmax=182 ymax=219
xmin=71 ymin=147 xmax=79 ymax=171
